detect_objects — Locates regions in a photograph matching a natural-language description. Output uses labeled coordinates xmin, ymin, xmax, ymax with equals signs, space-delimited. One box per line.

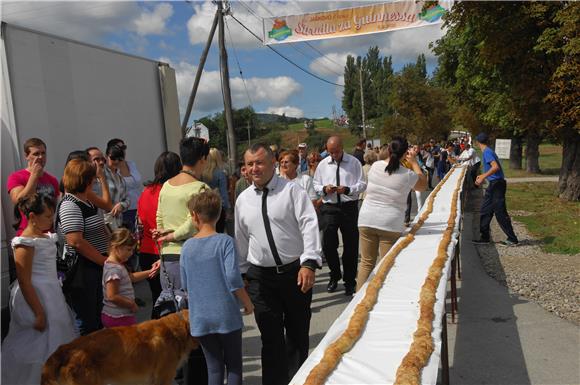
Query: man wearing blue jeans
xmin=473 ymin=133 xmax=519 ymax=246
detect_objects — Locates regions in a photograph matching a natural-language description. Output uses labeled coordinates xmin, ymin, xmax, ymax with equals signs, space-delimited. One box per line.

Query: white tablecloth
xmin=291 ymin=165 xmax=467 ymax=385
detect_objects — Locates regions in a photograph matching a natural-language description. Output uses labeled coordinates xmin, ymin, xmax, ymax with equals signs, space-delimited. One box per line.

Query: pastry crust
xmin=394 ymin=166 xmax=467 ymax=385
xmin=303 ymin=166 xmax=465 ymax=385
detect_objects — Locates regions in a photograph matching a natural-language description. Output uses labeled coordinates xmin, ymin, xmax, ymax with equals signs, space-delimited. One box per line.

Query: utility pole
xmin=181 ymin=9 xmax=219 ymax=136
xmin=359 ymin=65 xmax=366 ymax=139
xmin=246 ymin=120 xmax=251 ymax=147
xmin=218 ymin=0 xmax=237 ymax=173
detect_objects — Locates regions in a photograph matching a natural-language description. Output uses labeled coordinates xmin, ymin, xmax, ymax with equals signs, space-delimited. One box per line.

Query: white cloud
xmin=162 ymin=58 xmax=302 ymax=119
xmin=318 ymin=24 xmax=445 ymax=69
xmin=309 ymin=52 xmax=354 ymax=77
xmin=1 ymin=2 xmax=142 ymax=43
xmin=264 ymin=106 xmax=304 ymax=118
xmin=133 ymin=3 xmax=173 ymax=36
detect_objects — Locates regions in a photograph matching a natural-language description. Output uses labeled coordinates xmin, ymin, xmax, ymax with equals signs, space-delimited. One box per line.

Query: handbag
xmin=55 ymin=195 xmax=90 ymax=291
xmin=56 ymin=250 xmax=80 ymax=291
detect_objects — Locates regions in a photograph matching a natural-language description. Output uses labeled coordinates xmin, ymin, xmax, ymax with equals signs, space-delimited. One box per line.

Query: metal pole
xmin=359 ymin=65 xmax=366 ymax=139
xmin=218 ymin=1 xmax=237 ymax=173
xmin=247 ymin=120 xmax=251 ymax=147
xmin=180 ymin=10 xmax=220 ymax=137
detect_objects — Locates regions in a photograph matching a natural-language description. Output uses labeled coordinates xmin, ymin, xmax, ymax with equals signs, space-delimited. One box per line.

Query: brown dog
xmin=41 ymin=310 xmax=198 ymax=385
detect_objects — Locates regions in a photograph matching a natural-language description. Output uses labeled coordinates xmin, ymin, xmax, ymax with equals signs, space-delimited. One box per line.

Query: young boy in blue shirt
xmin=180 ymin=189 xmax=253 ymax=385
xmin=473 ymin=133 xmax=519 ymax=246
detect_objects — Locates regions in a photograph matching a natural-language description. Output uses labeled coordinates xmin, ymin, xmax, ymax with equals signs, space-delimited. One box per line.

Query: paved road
xmin=447 ymin=188 xmax=579 ymax=385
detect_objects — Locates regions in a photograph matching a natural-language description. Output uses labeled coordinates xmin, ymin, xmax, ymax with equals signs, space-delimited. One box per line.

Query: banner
xmin=263 ymin=1 xmax=451 ymax=45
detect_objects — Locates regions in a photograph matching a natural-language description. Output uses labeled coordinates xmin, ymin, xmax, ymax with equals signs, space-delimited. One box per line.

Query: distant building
xmin=187 ymin=122 xmax=209 ymax=141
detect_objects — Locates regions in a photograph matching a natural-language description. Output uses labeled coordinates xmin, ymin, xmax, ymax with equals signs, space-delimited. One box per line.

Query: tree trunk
xmin=525 ymin=133 xmax=541 ymax=173
xmin=509 ymin=136 xmax=523 ymax=169
xmin=559 ymin=133 xmax=580 ymax=201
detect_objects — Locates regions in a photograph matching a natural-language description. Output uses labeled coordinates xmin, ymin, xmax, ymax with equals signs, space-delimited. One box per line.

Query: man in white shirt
xmin=313 ymin=136 xmax=366 ymax=296
xmin=235 ymin=143 xmax=322 ymax=385
xmin=458 ymin=142 xmax=481 ymax=187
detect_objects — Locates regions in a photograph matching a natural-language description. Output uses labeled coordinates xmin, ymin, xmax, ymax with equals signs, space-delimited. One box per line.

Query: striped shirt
xmin=59 ymin=193 xmax=110 ymax=255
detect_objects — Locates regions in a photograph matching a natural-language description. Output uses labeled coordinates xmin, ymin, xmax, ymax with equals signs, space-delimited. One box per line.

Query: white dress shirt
xmin=287 ymin=174 xmax=318 ymax=201
xmin=235 ymin=174 xmax=322 ymax=273
xmin=458 ymin=148 xmax=480 ymax=166
xmin=313 ymin=152 xmax=366 ymax=203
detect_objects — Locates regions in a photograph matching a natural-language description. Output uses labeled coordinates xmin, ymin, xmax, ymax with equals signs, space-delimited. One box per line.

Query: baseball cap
xmin=298 ymin=143 xmax=307 ymax=148
xmin=475 ymin=132 xmax=489 ymax=144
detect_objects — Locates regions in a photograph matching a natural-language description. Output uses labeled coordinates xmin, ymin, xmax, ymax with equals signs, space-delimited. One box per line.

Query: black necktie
xmin=336 ymin=160 xmax=341 ymax=204
xmin=261 ymin=187 xmax=283 ymax=266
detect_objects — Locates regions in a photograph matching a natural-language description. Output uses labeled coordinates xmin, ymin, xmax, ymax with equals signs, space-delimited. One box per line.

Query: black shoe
xmin=472 ymin=238 xmax=490 ymax=245
xmin=344 ymin=285 xmax=355 ymax=296
xmin=327 ymin=279 xmax=338 ymax=293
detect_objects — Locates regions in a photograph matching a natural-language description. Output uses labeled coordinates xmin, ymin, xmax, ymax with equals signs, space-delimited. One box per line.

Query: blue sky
xmin=2 ymin=1 xmax=445 ymax=123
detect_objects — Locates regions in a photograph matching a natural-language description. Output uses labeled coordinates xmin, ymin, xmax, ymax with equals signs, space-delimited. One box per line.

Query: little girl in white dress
xmin=1 ymin=194 xmax=78 ymax=385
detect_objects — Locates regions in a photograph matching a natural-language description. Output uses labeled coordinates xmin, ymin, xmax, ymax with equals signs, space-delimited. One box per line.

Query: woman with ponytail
xmin=355 ymin=137 xmax=427 ymax=291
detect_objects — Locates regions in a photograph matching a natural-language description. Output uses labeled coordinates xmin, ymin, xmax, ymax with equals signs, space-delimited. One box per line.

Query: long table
xmin=291 ymin=165 xmax=467 ymax=385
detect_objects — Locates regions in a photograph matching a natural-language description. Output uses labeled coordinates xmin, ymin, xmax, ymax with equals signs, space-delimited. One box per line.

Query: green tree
xmin=383 ymin=59 xmax=451 ymax=143
xmin=536 ymin=2 xmax=580 ymax=200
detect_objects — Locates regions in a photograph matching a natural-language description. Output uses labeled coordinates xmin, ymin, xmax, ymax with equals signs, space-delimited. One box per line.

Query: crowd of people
xmin=2 ymin=132 xmax=514 ymax=385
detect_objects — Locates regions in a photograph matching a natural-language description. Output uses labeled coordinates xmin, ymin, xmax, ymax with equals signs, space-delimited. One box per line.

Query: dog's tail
xmin=41 ymin=346 xmax=68 ymax=385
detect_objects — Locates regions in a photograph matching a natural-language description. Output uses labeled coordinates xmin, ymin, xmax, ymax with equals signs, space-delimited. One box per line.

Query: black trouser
xmin=138 ymin=252 xmax=162 ymax=311
xmin=320 ymin=201 xmax=359 ymax=288
xmin=426 ymin=166 xmax=434 ymax=189
xmin=246 ymin=263 xmax=313 ymax=385
xmin=404 ymin=190 xmax=413 ymax=223
xmin=69 ymin=261 xmax=103 ymax=335
xmin=470 ymin=162 xmax=481 ymax=186
xmin=216 ymin=206 xmax=227 ymax=233
xmin=479 ymin=179 xmax=518 ymax=243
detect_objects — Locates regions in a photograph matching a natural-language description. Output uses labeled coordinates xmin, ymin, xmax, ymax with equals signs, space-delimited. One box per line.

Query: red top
xmin=137 ymin=184 xmax=162 ymax=255
xmin=7 ymin=169 xmax=60 ymax=235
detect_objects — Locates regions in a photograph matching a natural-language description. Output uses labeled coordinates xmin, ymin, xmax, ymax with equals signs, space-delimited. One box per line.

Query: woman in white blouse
xmin=278 ymin=150 xmax=319 ymax=205
xmin=356 ymin=137 xmax=427 ymax=291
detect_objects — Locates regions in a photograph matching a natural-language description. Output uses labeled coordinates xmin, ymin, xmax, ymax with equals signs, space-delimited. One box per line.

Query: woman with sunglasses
xmin=104 ymin=144 xmax=130 ymax=231
xmin=106 ymin=139 xmax=143 ymax=230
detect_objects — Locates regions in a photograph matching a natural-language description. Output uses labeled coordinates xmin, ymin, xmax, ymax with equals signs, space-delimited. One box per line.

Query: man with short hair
xmin=473 ymin=133 xmax=518 ymax=246
xmin=313 ymin=136 xmax=366 ymax=296
xmin=235 ymin=143 xmax=321 ymax=385
xmin=7 ymin=138 xmax=59 ymax=235
xmin=297 ymin=143 xmax=309 ymax=174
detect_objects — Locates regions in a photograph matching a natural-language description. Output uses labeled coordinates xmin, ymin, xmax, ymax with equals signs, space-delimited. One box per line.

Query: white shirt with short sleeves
xmin=358 ymin=160 xmax=419 ymax=233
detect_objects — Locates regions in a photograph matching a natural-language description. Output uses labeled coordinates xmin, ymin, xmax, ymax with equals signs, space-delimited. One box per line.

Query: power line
xmin=252 ymin=1 xmax=346 ymax=70
xmin=228 ymin=13 xmax=344 ymax=87
xmin=224 ymin=18 xmax=254 ymax=108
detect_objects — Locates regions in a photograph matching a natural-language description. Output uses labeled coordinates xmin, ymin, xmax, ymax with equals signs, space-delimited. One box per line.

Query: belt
xmin=161 ymin=254 xmax=180 ymax=262
xmin=323 ymin=200 xmax=358 ymax=207
xmin=251 ymin=259 xmax=300 ymax=275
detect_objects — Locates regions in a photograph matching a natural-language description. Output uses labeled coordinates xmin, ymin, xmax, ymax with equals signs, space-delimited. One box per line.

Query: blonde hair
xmin=201 ymin=148 xmax=224 ymax=182
xmin=110 ymin=228 xmax=137 ymax=250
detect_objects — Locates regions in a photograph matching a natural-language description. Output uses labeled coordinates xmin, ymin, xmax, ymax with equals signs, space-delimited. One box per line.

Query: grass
xmin=476 ymin=144 xmax=562 ymax=178
xmin=506 ymin=182 xmax=580 ymax=254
